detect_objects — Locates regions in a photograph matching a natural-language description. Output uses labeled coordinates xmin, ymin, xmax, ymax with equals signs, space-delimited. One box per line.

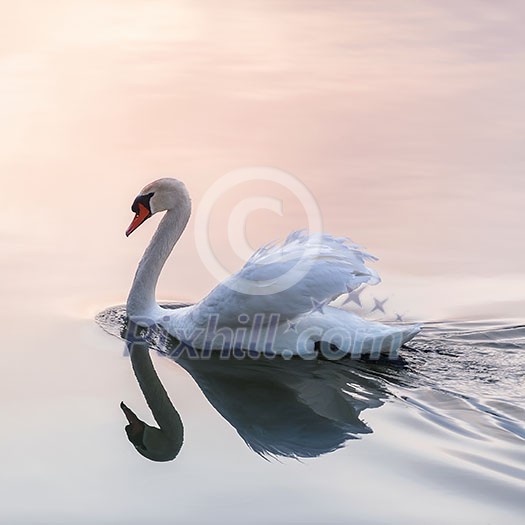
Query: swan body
xmin=126 ymin=178 xmax=420 ymax=357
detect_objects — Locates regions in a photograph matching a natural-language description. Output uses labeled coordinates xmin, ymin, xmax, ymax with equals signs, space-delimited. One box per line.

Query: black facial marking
xmin=131 ymin=192 xmax=154 ymax=214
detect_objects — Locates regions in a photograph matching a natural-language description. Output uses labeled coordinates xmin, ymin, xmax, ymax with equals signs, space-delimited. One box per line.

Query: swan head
xmin=120 ymin=401 xmax=183 ymax=462
xmin=126 ymin=178 xmax=191 ymax=236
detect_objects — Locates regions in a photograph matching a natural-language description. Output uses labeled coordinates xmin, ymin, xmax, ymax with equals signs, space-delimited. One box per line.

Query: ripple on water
xmin=97 ymin=306 xmax=525 ymax=492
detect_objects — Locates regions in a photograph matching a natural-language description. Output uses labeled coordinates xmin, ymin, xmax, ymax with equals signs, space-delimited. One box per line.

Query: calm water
xmin=1 ymin=1 xmax=524 ymax=523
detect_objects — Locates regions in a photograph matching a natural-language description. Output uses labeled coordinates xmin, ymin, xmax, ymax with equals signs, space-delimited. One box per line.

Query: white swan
xmin=125 ymin=178 xmax=420 ymax=357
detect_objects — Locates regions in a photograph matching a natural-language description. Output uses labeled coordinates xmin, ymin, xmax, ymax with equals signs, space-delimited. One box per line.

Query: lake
xmin=1 ymin=1 xmax=524 ymax=523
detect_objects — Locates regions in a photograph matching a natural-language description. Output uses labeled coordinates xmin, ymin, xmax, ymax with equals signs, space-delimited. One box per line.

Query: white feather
xmin=189 ymin=231 xmax=380 ymax=326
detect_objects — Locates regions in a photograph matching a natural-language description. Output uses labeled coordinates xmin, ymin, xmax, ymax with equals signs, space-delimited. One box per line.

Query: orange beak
xmin=126 ymin=203 xmax=151 ymax=236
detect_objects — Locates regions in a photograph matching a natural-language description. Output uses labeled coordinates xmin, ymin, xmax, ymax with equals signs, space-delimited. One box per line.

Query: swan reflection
xmin=115 ymin=317 xmax=395 ymax=462
xmin=175 ymin=347 xmax=389 ymax=459
xmin=120 ymin=336 xmax=184 ymax=462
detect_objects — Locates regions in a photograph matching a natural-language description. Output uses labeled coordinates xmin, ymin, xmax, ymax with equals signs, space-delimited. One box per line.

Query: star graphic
xmin=284 ymin=319 xmax=298 ymax=333
xmin=309 ymin=297 xmax=327 ymax=314
xmin=395 ymin=312 xmax=404 ymax=322
xmin=342 ymin=285 xmax=364 ymax=307
xmin=371 ymin=297 xmax=388 ymax=314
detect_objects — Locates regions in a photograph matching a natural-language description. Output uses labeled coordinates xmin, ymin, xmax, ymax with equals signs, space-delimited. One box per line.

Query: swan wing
xmin=190 ymin=231 xmax=380 ymax=327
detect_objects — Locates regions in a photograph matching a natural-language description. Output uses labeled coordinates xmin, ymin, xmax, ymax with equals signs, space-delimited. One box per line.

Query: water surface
xmin=1 ymin=1 xmax=524 ymax=523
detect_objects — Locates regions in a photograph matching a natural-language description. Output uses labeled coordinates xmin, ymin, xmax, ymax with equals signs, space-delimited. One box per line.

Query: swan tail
xmin=401 ymin=323 xmax=422 ymax=345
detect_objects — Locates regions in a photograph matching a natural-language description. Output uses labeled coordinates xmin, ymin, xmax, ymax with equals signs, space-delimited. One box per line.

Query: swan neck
xmin=127 ymin=202 xmax=190 ymax=318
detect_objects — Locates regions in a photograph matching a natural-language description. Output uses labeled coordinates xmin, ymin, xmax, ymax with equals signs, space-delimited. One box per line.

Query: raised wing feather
xmin=190 ymin=231 xmax=380 ymax=327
